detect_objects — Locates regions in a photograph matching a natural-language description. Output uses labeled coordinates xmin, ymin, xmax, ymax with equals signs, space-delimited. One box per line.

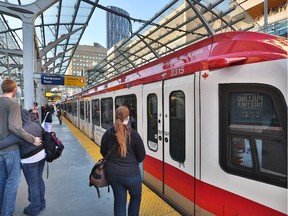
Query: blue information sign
xmin=41 ymin=75 xmax=64 ymax=85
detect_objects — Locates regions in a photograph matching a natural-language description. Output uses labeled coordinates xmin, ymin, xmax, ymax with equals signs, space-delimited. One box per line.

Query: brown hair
xmin=1 ymin=79 xmax=17 ymax=93
xmin=115 ymin=106 xmax=130 ymax=158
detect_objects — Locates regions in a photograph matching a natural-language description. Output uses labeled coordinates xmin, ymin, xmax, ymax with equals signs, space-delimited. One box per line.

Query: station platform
xmin=15 ymin=114 xmax=180 ymax=216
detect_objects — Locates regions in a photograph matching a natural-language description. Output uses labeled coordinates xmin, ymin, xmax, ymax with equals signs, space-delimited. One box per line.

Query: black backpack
xmin=42 ymin=131 xmax=64 ymax=162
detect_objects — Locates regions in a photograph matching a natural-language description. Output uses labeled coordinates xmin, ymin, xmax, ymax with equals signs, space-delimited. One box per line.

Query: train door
xmin=86 ymin=100 xmax=92 ymax=138
xmin=143 ymin=75 xmax=195 ymax=214
xmin=81 ymin=100 xmax=90 ymax=137
xmin=79 ymin=100 xmax=85 ymax=133
xmin=163 ymin=76 xmax=195 ymax=214
xmin=143 ymin=82 xmax=163 ymax=191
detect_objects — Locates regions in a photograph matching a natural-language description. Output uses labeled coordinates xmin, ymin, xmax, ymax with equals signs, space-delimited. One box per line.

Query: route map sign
xmin=41 ymin=74 xmax=86 ymax=87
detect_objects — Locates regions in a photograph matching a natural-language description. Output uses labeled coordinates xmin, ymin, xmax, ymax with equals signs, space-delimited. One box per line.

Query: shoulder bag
xmin=41 ymin=112 xmax=49 ymax=128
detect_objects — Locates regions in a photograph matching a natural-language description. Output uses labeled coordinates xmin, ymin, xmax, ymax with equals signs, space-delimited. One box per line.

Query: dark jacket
xmin=0 ymin=109 xmax=44 ymax=158
xmin=44 ymin=112 xmax=52 ymax=123
xmin=100 ymin=126 xmax=146 ymax=177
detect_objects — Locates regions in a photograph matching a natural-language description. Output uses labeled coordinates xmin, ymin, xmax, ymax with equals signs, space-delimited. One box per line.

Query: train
xmin=59 ymin=31 xmax=287 ymax=216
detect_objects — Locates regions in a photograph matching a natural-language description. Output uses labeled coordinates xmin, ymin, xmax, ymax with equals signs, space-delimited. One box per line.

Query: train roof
xmin=74 ymin=31 xmax=287 ymax=99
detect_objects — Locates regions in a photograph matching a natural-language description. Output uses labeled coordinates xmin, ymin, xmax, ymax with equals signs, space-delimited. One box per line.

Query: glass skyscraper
xmin=106 ymin=6 xmax=130 ymax=49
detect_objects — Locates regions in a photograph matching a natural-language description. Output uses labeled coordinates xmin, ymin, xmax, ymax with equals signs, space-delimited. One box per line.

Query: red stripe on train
xmin=144 ymin=155 xmax=286 ymax=216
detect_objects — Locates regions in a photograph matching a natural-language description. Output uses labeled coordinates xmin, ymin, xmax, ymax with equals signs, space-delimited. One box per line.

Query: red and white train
xmin=60 ymin=31 xmax=287 ymax=216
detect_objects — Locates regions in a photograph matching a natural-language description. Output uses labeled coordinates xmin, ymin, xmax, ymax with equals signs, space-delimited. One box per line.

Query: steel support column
xmin=22 ymin=22 xmax=34 ymax=109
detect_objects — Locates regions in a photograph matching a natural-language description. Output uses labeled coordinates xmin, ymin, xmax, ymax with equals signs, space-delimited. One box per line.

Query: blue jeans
xmin=107 ymin=174 xmax=142 ymax=216
xmin=21 ymin=159 xmax=46 ymax=216
xmin=0 ymin=149 xmax=21 ymax=216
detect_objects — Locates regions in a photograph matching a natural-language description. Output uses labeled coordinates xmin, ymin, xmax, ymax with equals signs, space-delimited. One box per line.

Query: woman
xmin=100 ymin=106 xmax=146 ymax=216
xmin=0 ymin=109 xmax=46 ymax=216
xmin=32 ymin=102 xmax=39 ymax=121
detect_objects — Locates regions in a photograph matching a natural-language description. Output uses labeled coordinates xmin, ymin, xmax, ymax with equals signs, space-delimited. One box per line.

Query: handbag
xmin=41 ymin=112 xmax=49 ymax=128
xmin=89 ymin=144 xmax=117 ymax=198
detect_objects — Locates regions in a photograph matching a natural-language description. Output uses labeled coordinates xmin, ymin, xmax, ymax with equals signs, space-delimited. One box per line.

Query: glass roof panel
xmin=5 ymin=0 xmax=37 ymax=4
xmin=0 ymin=0 xmax=260 ymax=88
xmin=0 ymin=0 xmax=98 ymax=84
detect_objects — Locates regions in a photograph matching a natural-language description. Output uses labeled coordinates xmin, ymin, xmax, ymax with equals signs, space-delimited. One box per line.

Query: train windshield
xmin=219 ymin=84 xmax=287 ymax=188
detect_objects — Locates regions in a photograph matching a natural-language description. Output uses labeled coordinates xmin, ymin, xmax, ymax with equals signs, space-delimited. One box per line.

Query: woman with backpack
xmin=100 ymin=106 xmax=146 ymax=216
xmin=42 ymin=105 xmax=52 ymax=132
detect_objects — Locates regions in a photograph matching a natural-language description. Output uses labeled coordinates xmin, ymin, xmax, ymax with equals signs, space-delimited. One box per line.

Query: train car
xmin=61 ymin=31 xmax=287 ymax=216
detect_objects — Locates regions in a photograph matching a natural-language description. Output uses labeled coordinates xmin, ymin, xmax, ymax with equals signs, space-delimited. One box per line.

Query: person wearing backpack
xmin=100 ymin=106 xmax=146 ymax=216
xmin=0 ymin=109 xmax=46 ymax=216
xmin=42 ymin=105 xmax=52 ymax=132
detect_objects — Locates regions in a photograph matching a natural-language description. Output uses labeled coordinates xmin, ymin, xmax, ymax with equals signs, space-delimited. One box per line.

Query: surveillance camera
xmin=17 ymin=69 xmax=23 ymax=76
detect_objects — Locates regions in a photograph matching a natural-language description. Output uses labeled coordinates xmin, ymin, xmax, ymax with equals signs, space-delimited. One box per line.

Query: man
xmin=56 ymin=105 xmax=62 ymax=125
xmin=0 ymin=79 xmax=42 ymax=216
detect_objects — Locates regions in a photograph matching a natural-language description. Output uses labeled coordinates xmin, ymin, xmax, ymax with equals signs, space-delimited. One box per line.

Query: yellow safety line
xmin=63 ymin=118 xmax=180 ymax=216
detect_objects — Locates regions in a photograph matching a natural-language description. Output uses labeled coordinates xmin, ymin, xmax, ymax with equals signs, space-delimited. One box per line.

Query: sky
xmin=79 ymin=0 xmax=170 ymax=47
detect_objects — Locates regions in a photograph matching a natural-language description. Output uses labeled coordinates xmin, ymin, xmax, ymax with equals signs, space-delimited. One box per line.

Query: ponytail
xmin=114 ymin=106 xmax=131 ymax=158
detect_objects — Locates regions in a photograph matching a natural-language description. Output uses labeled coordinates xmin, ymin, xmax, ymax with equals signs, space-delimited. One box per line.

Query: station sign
xmin=41 ymin=74 xmax=64 ymax=85
xmin=41 ymin=74 xmax=86 ymax=87
xmin=47 ymin=97 xmax=61 ymax=102
xmin=45 ymin=91 xmax=62 ymax=97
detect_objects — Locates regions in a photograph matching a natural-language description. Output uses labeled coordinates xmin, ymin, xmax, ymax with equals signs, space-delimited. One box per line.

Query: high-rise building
xmin=67 ymin=43 xmax=108 ymax=77
xmin=65 ymin=43 xmax=108 ymax=96
xmin=106 ymin=6 xmax=130 ymax=49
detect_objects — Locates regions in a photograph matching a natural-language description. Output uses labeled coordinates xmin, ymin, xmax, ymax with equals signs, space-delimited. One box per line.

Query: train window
xmin=80 ymin=101 xmax=84 ymax=120
xmin=219 ymin=84 xmax=287 ymax=188
xmin=72 ymin=102 xmax=77 ymax=117
xmin=70 ymin=103 xmax=74 ymax=115
xmin=147 ymin=94 xmax=158 ymax=152
xmin=92 ymin=99 xmax=100 ymax=126
xmin=169 ymin=91 xmax=185 ymax=163
xmin=115 ymin=94 xmax=137 ymax=130
xmin=67 ymin=103 xmax=71 ymax=113
xmin=101 ymin=97 xmax=113 ymax=129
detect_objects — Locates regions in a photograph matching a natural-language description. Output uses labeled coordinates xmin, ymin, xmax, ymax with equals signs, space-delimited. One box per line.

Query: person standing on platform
xmin=32 ymin=102 xmax=39 ymax=121
xmin=0 ymin=79 xmax=42 ymax=216
xmin=100 ymin=106 xmax=146 ymax=216
xmin=0 ymin=109 xmax=46 ymax=216
xmin=56 ymin=105 xmax=62 ymax=125
xmin=42 ymin=105 xmax=52 ymax=132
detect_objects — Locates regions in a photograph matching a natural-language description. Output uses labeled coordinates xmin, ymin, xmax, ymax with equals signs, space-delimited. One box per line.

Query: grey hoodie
xmin=0 ymin=109 xmax=44 ymax=158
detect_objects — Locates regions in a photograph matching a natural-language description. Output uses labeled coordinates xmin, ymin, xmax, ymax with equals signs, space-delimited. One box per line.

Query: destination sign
xmin=47 ymin=97 xmax=61 ymax=102
xmin=45 ymin=91 xmax=62 ymax=97
xmin=41 ymin=74 xmax=86 ymax=87
xmin=64 ymin=76 xmax=86 ymax=87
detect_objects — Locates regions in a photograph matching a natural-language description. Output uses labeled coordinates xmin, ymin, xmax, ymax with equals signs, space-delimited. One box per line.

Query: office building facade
xmin=67 ymin=43 xmax=108 ymax=77
xmin=65 ymin=43 xmax=108 ymax=96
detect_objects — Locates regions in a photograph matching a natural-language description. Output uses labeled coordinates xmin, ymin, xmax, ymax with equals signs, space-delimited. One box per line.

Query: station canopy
xmin=0 ymin=0 xmax=258 ymax=89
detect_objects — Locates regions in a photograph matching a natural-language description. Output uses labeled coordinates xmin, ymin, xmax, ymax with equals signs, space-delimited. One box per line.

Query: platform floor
xmin=15 ymin=114 xmax=180 ymax=216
